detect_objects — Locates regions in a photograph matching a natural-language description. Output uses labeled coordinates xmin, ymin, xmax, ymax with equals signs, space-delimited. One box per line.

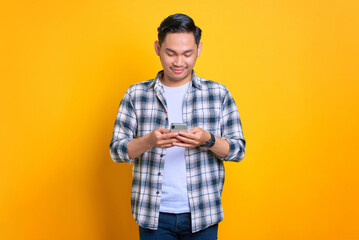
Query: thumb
xmin=190 ymin=127 xmax=201 ymax=133
xmin=157 ymin=127 xmax=170 ymax=134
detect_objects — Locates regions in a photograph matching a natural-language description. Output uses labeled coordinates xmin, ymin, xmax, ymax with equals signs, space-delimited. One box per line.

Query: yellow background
xmin=1 ymin=0 xmax=358 ymax=239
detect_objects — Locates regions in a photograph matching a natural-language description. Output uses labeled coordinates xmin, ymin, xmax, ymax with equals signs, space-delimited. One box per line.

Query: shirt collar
xmin=148 ymin=70 xmax=202 ymax=90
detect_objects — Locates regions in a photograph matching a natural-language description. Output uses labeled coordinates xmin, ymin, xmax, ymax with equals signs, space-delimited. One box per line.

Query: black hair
xmin=157 ymin=13 xmax=202 ymax=46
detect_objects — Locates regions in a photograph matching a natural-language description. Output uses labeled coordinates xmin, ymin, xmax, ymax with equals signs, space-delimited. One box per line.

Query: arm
xmin=127 ymin=128 xmax=179 ymax=159
xmin=204 ymin=132 xmax=230 ymax=158
xmin=109 ymin=91 xmax=138 ymax=163
xmin=109 ymin=89 xmax=180 ymax=162
xmin=174 ymin=128 xmax=230 ymax=158
xmin=173 ymin=89 xmax=245 ymax=161
xmin=219 ymin=89 xmax=246 ymax=161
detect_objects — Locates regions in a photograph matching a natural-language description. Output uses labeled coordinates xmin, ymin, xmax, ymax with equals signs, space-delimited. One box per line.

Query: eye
xmin=184 ymin=54 xmax=192 ymax=58
xmin=167 ymin=52 xmax=175 ymax=57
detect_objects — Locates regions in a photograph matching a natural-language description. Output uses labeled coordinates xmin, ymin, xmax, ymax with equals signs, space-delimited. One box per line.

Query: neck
xmin=160 ymin=73 xmax=192 ymax=87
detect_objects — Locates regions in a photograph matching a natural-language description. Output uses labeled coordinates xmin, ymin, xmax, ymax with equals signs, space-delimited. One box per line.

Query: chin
xmin=169 ymin=71 xmax=191 ymax=81
xmin=171 ymin=76 xmax=187 ymax=81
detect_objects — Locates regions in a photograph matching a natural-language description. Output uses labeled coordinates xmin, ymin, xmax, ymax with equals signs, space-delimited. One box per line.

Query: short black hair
xmin=157 ymin=13 xmax=202 ymax=46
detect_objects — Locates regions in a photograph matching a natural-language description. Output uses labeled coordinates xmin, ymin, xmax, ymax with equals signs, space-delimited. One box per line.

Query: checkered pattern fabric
xmin=110 ymin=71 xmax=245 ymax=233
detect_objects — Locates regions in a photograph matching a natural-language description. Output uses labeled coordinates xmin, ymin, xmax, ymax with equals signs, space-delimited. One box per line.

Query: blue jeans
xmin=139 ymin=212 xmax=218 ymax=240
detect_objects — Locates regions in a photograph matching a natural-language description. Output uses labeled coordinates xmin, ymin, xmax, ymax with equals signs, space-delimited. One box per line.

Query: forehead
xmin=161 ymin=32 xmax=197 ymax=50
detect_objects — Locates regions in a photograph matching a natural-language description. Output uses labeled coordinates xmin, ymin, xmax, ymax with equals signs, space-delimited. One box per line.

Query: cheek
xmin=160 ymin=57 xmax=171 ymax=67
xmin=187 ymin=58 xmax=197 ymax=66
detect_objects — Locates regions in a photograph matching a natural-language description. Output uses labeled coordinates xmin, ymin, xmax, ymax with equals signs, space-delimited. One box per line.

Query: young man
xmin=110 ymin=13 xmax=245 ymax=240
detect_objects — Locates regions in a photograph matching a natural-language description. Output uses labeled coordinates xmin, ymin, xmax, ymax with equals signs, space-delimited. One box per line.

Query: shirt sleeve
xmin=218 ymin=89 xmax=246 ymax=162
xmin=109 ymin=90 xmax=138 ymax=163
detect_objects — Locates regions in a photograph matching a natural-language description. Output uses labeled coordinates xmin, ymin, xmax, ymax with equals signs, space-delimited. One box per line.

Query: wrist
xmin=200 ymin=132 xmax=216 ymax=150
xmin=204 ymin=131 xmax=211 ymax=145
xmin=144 ymin=132 xmax=155 ymax=149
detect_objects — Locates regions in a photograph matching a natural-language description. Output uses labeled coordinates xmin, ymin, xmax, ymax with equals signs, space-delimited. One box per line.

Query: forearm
xmin=127 ymin=133 xmax=153 ymax=160
xmin=127 ymin=128 xmax=180 ymax=159
xmin=209 ymin=136 xmax=230 ymax=159
xmin=175 ymin=128 xmax=230 ymax=158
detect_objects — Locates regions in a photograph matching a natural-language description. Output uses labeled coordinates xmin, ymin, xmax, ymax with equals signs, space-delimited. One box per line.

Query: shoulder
xmin=198 ymin=77 xmax=230 ymax=96
xmin=125 ymin=79 xmax=153 ymax=96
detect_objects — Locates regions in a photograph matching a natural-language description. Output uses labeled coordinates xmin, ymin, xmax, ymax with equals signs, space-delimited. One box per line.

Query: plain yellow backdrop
xmin=1 ymin=0 xmax=358 ymax=239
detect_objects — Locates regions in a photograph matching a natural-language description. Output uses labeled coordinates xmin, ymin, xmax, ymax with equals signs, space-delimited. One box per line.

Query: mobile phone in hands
xmin=170 ymin=123 xmax=188 ymax=132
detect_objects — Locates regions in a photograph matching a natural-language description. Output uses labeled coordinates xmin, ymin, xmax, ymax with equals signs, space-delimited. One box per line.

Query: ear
xmin=197 ymin=42 xmax=203 ymax=57
xmin=154 ymin=41 xmax=160 ymax=56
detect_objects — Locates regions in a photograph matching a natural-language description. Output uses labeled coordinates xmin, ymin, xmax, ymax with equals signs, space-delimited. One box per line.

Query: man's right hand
xmin=147 ymin=128 xmax=180 ymax=148
xmin=128 ymin=128 xmax=179 ymax=159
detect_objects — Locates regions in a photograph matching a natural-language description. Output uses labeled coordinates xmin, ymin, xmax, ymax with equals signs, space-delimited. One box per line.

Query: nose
xmin=173 ymin=56 xmax=184 ymax=67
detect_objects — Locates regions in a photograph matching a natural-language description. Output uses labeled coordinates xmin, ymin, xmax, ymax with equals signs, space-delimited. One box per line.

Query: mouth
xmin=171 ymin=68 xmax=185 ymax=74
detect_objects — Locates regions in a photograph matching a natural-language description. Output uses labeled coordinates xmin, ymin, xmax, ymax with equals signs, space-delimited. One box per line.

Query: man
xmin=110 ymin=13 xmax=245 ymax=240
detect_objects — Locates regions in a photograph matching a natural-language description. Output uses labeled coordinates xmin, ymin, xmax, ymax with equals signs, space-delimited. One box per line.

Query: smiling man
xmin=110 ymin=13 xmax=246 ymax=240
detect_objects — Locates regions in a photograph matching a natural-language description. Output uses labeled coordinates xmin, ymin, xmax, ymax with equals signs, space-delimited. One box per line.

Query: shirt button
xmin=160 ymin=154 xmax=164 ymax=158
xmin=158 ymin=172 xmax=161 ymax=176
xmin=156 ymin=191 xmax=160 ymax=194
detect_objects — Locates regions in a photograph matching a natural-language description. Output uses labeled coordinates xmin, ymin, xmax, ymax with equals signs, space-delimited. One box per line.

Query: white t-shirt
xmin=159 ymin=82 xmax=190 ymax=213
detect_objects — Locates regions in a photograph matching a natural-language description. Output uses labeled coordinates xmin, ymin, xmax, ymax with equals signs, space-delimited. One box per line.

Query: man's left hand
xmin=173 ymin=127 xmax=210 ymax=148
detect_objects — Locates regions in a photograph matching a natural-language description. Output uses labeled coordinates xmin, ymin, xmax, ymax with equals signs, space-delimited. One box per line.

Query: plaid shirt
xmin=110 ymin=71 xmax=245 ymax=233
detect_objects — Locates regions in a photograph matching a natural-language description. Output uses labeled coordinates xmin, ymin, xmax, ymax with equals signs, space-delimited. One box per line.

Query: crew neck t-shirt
xmin=159 ymin=81 xmax=190 ymax=213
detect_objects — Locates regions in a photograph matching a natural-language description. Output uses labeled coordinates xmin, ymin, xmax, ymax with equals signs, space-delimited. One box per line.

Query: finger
xmin=176 ymin=135 xmax=198 ymax=145
xmin=188 ymin=127 xmax=201 ymax=133
xmin=160 ymin=137 xmax=178 ymax=144
xmin=178 ymin=132 xmax=198 ymax=140
xmin=162 ymin=132 xmax=179 ymax=139
xmin=187 ymin=129 xmax=194 ymax=134
xmin=160 ymin=138 xmax=179 ymax=145
xmin=173 ymin=142 xmax=195 ymax=148
xmin=156 ymin=128 xmax=170 ymax=134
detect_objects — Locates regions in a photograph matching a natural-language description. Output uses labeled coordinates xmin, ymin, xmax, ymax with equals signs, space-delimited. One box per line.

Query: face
xmin=155 ymin=32 xmax=202 ymax=87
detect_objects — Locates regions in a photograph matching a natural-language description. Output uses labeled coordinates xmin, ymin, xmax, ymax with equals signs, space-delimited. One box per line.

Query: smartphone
xmin=170 ymin=123 xmax=188 ymax=132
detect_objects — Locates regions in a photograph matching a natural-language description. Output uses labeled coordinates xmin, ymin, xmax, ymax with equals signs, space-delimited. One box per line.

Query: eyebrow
xmin=165 ymin=48 xmax=194 ymax=54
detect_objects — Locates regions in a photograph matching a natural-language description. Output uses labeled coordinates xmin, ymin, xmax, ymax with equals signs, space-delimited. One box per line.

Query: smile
xmin=171 ymin=68 xmax=185 ymax=74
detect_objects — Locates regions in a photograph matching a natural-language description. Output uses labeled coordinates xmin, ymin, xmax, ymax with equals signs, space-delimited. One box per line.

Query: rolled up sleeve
xmin=109 ymin=91 xmax=138 ymax=163
xmin=219 ymin=89 xmax=246 ymax=162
